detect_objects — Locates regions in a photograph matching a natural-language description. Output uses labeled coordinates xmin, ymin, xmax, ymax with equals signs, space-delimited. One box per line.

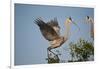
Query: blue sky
xmin=14 ymin=4 xmax=94 ymax=65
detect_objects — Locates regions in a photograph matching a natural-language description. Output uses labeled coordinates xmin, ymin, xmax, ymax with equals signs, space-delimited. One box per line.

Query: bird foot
xmin=48 ymin=47 xmax=53 ymax=51
xmin=47 ymin=47 xmax=57 ymax=56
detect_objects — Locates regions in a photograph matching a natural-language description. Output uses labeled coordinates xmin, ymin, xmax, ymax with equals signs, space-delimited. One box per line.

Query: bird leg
xmin=47 ymin=47 xmax=57 ymax=56
xmin=47 ymin=47 xmax=60 ymax=63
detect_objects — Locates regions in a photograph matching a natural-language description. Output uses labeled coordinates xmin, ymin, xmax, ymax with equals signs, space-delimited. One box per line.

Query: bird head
xmin=66 ymin=17 xmax=72 ymax=24
xmin=85 ymin=16 xmax=91 ymax=24
xmin=86 ymin=16 xmax=90 ymax=19
xmin=65 ymin=17 xmax=80 ymax=31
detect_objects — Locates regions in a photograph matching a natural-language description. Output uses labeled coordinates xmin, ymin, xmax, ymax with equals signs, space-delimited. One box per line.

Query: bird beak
xmin=71 ymin=21 xmax=80 ymax=31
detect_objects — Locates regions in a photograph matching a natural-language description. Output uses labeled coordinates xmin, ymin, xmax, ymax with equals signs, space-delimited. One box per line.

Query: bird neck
xmin=63 ymin=20 xmax=71 ymax=42
xmin=89 ymin=17 xmax=94 ymax=24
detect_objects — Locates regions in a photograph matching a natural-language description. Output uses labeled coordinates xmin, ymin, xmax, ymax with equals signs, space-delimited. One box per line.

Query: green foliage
xmin=46 ymin=39 xmax=94 ymax=63
xmin=46 ymin=52 xmax=60 ymax=63
xmin=69 ymin=38 xmax=94 ymax=62
xmin=47 ymin=56 xmax=60 ymax=63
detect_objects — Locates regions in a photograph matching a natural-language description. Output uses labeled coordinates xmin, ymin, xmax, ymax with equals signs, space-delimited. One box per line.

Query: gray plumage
xmin=35 ymin=18 xmax=60 ymax=41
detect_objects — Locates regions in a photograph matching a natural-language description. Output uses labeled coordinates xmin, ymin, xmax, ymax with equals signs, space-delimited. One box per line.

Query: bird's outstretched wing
xmin=35 ymin=18 xmax=60 ymax=41
xmin=47 ymin=18 xmax=60 ymax=28
xmin=47 ymin=18 xmax=60 ymax=35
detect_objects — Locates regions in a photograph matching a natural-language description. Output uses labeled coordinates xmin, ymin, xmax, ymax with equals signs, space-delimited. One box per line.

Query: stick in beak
xmin=72 ymin=21 xmax=80 ymax=31
xmin=69 ymin=17 xmax=80 ymax=31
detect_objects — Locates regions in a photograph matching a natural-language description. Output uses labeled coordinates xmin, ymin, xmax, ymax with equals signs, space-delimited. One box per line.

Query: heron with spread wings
xmin=35 ymin=17 xmax=79 ymax=55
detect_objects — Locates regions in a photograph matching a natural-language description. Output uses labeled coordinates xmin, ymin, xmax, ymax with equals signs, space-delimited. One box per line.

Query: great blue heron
xmin=86 ymin=16 xmax=94 ymax=39
xmin=34 ymin=17 xmax=79 ymax=55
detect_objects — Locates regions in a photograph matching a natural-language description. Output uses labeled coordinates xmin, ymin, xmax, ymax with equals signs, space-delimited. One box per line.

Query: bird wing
xmin=47 ymin=18 xmax=60 ymax=35
xmin=35 ymin=18 xmax=60 ymax=41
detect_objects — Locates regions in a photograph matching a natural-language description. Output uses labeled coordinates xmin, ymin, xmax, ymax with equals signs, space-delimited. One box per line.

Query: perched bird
xmin=34 ymin=17 xmax=79 ymax=54
xmin=86 ymin=16 xmax=94 ymax=39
